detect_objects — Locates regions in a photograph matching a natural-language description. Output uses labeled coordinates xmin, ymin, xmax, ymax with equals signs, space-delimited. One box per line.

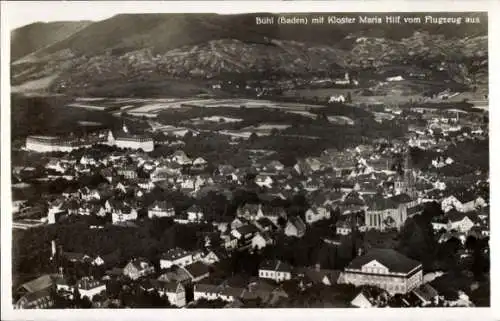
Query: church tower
xmin=394 ymin=150 xmax=417 ymax=198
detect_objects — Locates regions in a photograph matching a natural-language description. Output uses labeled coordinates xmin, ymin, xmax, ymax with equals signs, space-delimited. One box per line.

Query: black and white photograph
xmin=1 ymin=1 xmax=497 ymax=319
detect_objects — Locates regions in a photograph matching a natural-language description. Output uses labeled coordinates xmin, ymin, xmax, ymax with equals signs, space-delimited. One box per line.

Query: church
xmin=106 ymin=123 xmax=154 ymax=152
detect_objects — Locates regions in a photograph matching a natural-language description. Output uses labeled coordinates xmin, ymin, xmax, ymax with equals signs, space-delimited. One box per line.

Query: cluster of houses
xmin=16 ymin=244 xmax=447 ymax=309
xmin=13 ymin=104 xmax=489 ymax=309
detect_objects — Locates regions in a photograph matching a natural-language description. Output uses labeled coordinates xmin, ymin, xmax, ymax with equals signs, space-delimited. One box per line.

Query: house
xmin=112 ymin=205 xmax=138 ymax=224
xmin=194 ymin=283 xmax=245 ymax=302
xmin=92 ymin=256 xmax=105 ymax=266
xmin=255 ymin=174 xmax=273 ymax=188
xmin=148 ymin=201 xmax=175 ymax=218
xmin=284 ymin=216 xmax=306 ymax=238
xmin=160 ymin=248 xmax=194 ymax=269
xmin=336 ymin=220 xmax=352 ymax=236
xmin=76 ymin=277 xmax=106 ymax=300
xmin=117 ymin=166 xmax=138 ymax=179
xmin=171 ymin=150 xmax=192 ymax=165
xmin=153 ymin=280 xmax=186 ymax=307
xmin=411 ymin=283 xmax=439 ymax=306
xmin=183 ymin=261 xmax=210 ymax=283
xmin=441 ymin=192 xmax=486 ymax=213
xmin=79 ymin=187 xmax=101 ymax=202
xmin=231 ymin=224 xmax=259 ymax=242
xmin=350 ymin=290 xmax=374 ymax=308
xmin=305 ymin=206 xmax=330 ymax=224
xmin=200 ymin=250 xmax=221 ymax=265
xmin=15 ymin=289 xmax=54 ymax=309
xmin=192 ymin=157 xmax=208 ymax=170
xmin=237 ymin=203 xmax=263 ymax=221
xmin=254 ymin=217 xmax=277 ymax=232
xmin=259 ymin=260 xmax=292 ymax=283
xmin=123 ymin=258 xmax=155 ymax=280
xmin=186 ymin=204 xmax=204 ymax=222
xmin=295 ymin=265 xmax=341 ymax=287
xmin=446 ymin=211 xmax=477 ymax=233
xmin=339 ymin=248 xmax=423 ymax=294
xmin=261 ymin=205 xmax=287 ymax=225
xmin=251 ymin=232 xmax=273 ymax=250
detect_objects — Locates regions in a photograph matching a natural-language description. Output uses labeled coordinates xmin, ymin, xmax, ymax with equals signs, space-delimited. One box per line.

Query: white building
xmin=258 ymin=260 xmax=292 ymax=283
xmin=156 ymin=281 xmax=186 ymax=307
xmin=148 ymin=201 xmax=175 ymax=218
xmin=339 ymin=249 xmax=423 ymax=294
xmin=160 ymin=248 xmax=194 ymax=269
xmin=305 ymin=206 xmax=331 ymax=224
xmin=111 ymin=206 xmax=138 ymax=224
xmin=76 ymin=277 xmax=106 ymax=300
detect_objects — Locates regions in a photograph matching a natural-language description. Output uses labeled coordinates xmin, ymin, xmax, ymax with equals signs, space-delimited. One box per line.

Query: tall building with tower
xmin=394 ymin=150 xmax=418 ymax=198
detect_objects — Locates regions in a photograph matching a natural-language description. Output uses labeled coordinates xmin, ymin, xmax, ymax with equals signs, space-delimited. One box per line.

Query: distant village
xmin=12 ymin=101 xmax=489 ymax=309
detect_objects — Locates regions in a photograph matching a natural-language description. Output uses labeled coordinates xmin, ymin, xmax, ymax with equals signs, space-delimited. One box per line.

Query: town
xmin=11 ymin=91 xmax=489 ymax=309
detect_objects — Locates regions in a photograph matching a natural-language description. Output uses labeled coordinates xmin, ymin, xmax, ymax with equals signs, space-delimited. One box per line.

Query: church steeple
xmin=394 ymin=149 xmax=417 ymax=198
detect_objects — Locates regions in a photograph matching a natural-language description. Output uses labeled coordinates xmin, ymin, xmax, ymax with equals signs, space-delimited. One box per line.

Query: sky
xmin=5 ymin=1 xmax=277 ymax=30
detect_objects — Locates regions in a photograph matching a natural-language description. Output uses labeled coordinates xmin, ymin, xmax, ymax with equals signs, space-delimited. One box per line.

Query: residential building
xmin=154 ymin=281 xmax=186 ymax=307
xmin=123 ymin=258 xmax=155 ymax=280
xmin=305 ymin=206 xmax=330 ymax=224
xmin=148 ymin=201 xmax=175 ymax=218
xmin=76 ymin=277 xmax=106 ymax=300
xmin=259 ymin=260 xmax=293 ymax=283
xmin=112 ymin=205 xmax=138 ymax=224
xmin=160 ymin=248 xmax=194 ymax=269
xmin=183 ymin=262 xmax=210 ymax=283
xmin=284 ymin=216 xmax=306 ymax=238
xmin=194 ymin=284 xmax=245 ymax=302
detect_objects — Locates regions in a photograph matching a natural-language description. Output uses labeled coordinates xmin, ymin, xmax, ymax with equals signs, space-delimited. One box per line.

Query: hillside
xmin=11 ymin=21 xmax=92 ymax=62
xmin=10 ymin=13 xmax=488 ymax=95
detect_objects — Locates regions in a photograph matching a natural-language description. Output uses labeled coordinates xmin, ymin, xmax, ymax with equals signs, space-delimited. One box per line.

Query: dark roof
xmin=259 ymin=260 xmax=292 ymax=273
xmin=77 ymin=277 xmax=104 ymax=290
xmin=161 ymin=247 xmax=191 ymax=261
xmin=365 ymin=195 xmax=398 ymax=211
xmin=18 ymin=275 xmax=54 ymax=293
xmin=256 ymin=217 xmax=275 ymax=228
xmin=261 ymin=205 xmax=286 ymax=217
xmin=288 ymin=216 xmax=306 ymax=233
xmin=346 ymin=249 xmax=421 ymax=274
xmin=184 ymin=262 xmax=210 ymax=279
xmin=389 ymin=193 xmax=412 ymax=204
xmin=236 ymin=224 xmax=259 ymax=236
xmin=412 ymin=283 xmax=438 ymax=302
xmin=407 ymin=203 xmax=425 ymax=216
xmin=455 ymin=190 xmax=479 ymax=203
xmin=152 ymin=280 xmax=180 ymax=293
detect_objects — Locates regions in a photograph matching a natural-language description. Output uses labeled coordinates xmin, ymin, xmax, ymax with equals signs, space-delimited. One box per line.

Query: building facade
xmin=339 ymin=249 xmax=423 ymax=294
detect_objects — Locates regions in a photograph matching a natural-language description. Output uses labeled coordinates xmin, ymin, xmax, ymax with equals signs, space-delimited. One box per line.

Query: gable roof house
xmin=441 ymin=191 xmax=486 ymax=213
xmin=152 ymin=280 xmax=186 ymax=307
xmin=261 ymin=205 xmax=287 ymax=225
xmin=183 ymin=261 xmax=210 ymax=283
xmin=237 ymin=203 xmax=263 ymax=221
xmin=284 ymin=216 xmax=306 ymax=238
xmin=186 ymin=204 xmax=204 ymax=222
xmin=123 ymin=258 xmax=155 ymax=280
xmin=259 ymin=260 xmax=293 ymax=283
xmin=305 ymin=206 xmax=331 ymax=225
